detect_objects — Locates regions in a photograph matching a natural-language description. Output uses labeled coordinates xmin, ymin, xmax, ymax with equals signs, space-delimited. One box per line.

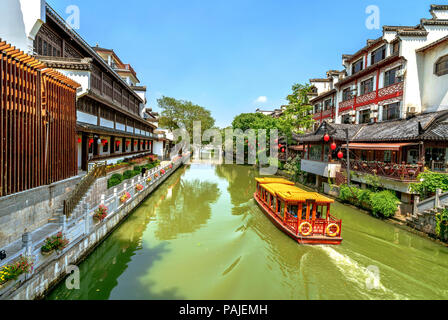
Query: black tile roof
xmin=296 ymin=111 xmax=448 ymax=143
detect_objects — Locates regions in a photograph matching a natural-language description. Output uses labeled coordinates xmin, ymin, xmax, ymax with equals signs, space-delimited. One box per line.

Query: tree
xmin=231 ymin=113 xmax=281 ymax=132
xmin=157 ymin=96 xmax=215 ymax=139
xmin=279 ymin=83 xmax=315 ymax=136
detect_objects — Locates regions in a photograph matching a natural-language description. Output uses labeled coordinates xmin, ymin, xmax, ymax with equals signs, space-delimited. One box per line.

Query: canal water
xmin=48 ymin=164 xmax=448 ymax=300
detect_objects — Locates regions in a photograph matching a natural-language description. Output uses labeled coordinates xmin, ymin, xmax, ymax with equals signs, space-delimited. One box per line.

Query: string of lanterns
xmin=323 ymin=133 xmax=344 ymax=159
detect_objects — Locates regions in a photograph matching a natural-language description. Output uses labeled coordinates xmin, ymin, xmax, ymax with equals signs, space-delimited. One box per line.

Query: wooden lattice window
xmin=435 ymin=55 xmax=448 ymax=76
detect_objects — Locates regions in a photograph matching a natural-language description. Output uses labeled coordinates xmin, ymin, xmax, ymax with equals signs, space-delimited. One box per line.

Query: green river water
xmin=48 ymin=164 xmax=448 ymax=300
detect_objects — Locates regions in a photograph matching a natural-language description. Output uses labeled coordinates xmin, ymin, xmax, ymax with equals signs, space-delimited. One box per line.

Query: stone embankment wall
xmin=0 ymin=156 xmax=187 ymax=300
xmin=0 ymin=176 xmax=82 ymax=248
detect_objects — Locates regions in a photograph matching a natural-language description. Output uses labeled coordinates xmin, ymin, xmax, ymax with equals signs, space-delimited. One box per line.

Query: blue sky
xmin=48 ymin=0 xmax=438 ymax=127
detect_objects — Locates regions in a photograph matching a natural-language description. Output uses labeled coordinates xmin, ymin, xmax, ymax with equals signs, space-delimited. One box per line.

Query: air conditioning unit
xmin=349 ymin=110 xmax=356 ymax=116
xmin=396 ymin=69 xmax=406 ymax=78
xmin=371 ymin=105 xmax=378 ymax=111
xmin=407 ymin=106 xmax=417 ymax=114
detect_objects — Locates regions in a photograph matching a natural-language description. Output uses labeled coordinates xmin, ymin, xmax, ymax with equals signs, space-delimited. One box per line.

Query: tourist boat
xmin=254 ymin=178 xmax=342 ymax=245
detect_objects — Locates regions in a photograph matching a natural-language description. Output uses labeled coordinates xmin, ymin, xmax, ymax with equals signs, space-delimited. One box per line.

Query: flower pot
xmin=93 ymin=216 xmax=103 ymax=224
xmin=41 ymin=249 xmax=55 ymax=256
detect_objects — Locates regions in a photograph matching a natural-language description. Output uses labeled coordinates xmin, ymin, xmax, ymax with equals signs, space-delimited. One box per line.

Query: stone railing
xmin=414 ymin=188 xmax=448 ymax=215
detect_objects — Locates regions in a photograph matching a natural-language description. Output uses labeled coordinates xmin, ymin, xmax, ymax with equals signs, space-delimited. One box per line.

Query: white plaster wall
xmin=153 ymin=141 xmax=164 ymax=158
xmin=0 ymin=0 xmax=45 ymax=53
xmin=420 ymin=42 xmax=448 ymax=112
xmin=57 ymin=70 xmax=91 ymax=96
xmin=77 ymin=111 xmax=97 ymax=125
xmin=401 ymin=26 xmax=448 ymax=114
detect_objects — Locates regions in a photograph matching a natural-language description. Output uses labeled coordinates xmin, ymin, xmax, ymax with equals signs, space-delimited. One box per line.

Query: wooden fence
xmin=0 ymin=39 xmax=80 ymax=197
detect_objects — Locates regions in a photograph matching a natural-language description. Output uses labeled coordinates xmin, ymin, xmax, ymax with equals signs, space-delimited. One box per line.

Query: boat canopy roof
xmin=258 ymin=180 xmax=334 ymax=204
xmin=255 ymin=177 xmax=295 ymax=185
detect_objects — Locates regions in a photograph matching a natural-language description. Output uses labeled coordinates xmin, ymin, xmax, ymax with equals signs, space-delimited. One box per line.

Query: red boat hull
xmin=254 ymin=193 xmax=342 ymax=245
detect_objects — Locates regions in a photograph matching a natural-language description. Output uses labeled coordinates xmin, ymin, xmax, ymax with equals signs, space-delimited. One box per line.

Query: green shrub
xmin=108 ymin=174 xmax=123 ymax=189
xmin=435 ymin=209 xmax=448 ymax=240
xmin=410 ymin=171 xmax=448 ymax=199
xmin=370 ymin=191 xmax=400 ymax=218
xmin=339 ymin=185 xmax=360 ymax=205
xmin=123 ymin=170 xmax=135 ymax=180
xmin=358 ymin=189 xmax=373 ymax=210
xmin=133 ymin=166 xmax=142 ymax=173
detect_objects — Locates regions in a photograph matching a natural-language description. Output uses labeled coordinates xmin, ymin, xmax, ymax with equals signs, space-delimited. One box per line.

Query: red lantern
xmin=324 ymin=134 xmax=330 ymax=142
xmin=337 ymin=151 xmax=344 ymax=159
xmin=126 ymin=141 xmax=131 ymax=147
xmin=77 ymin=138 xmax=82 ymax=144
xmin=331 ymin=142 xmax=337 ymax=151
xmin=281 ymin=148 xmax=285 ymax=153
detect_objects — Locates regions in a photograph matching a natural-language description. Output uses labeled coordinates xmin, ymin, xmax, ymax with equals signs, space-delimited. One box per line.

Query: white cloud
xmin=255 ymin=96 xmax=268 ymax=104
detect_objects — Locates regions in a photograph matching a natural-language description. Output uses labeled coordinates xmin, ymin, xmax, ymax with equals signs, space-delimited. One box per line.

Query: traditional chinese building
xmin=308 ymin=70 xmax=345 ymax=129
xmin=335 ymin=5 xmax=448 ymax=125
xmin=31 ymin=4 xmax=159 ymax=171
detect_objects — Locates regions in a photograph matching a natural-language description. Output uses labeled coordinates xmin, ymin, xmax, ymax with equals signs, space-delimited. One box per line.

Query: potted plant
xmin=120 ymin=192 xmax=131 ymax=204
xmin=160 ymin=169 xmax=166 ymax=175
xmin=0 ymin=255 xmax=34 ymax=288
xmin=169 ymin=164 xmax=173 ymax=169
xmin=135 ymin=184 xmax=144 ymax=192
xmin=93 ymin=205 xmax=108 ymax=223
xmin=146 ymin=177 xmax=152 ymax=184
xmin=154 ymin=173 xmax=159 ymax=178
xmin=41 ymin=232 xmax=69 ymax=256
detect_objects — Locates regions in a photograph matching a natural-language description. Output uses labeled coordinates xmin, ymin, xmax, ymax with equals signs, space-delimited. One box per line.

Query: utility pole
xmin=345 ymin=128 xmax=351 ymax=187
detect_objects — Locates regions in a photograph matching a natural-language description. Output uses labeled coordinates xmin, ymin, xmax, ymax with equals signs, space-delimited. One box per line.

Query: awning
xmin=289 ymin=145 xmax=305 ymax=151
xmin=341 ymin=142 xmax=419 ymax=151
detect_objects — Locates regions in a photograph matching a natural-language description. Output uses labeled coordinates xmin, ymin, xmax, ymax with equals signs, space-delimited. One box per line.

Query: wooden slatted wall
xmin=0 ymin=39 xmax=80 ymax=197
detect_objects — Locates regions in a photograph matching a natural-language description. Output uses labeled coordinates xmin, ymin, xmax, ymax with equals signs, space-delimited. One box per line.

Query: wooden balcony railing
xmin=341 ymin=159 xmax=423 ymax=181
xmin=430 ymin=161 xmax=448 ymax=173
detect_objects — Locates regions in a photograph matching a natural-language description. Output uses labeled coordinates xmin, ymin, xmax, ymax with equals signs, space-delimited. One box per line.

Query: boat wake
xmin=319 ymin=246 xmax=407 ymax=300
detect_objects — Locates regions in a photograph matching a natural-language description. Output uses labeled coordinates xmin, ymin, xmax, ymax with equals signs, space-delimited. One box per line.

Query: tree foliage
xmin=157 ymin=96 xmax=215 ymax=139
xmin=410 ymin=171 xmax=448 ymax=199
xmin=279 ymin=83 xmax=315 ymax=136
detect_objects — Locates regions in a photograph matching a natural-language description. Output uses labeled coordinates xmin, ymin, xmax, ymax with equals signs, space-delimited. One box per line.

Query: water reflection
xmin=154 ymin=178 xmax=221 ymax=240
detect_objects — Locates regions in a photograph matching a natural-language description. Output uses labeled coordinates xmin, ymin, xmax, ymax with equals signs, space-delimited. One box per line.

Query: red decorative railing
xmin=378 ymin=82 xmax=404 ymax=99
xmin=356 ymin=91 xmax=376 ymax=105
xmin=339 ymin=98 xmax=355 ymax=112
xmin=341 ymin=159 xmax=423 ymax=181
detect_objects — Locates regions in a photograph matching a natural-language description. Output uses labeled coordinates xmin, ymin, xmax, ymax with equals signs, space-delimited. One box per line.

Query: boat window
xmin=288 ymin=205 xmax=298 ymax=217
xmin=301 ymin=204 xmax=308 ymax=220
xmin=316 ymin=206 xmax=323 ymax=219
